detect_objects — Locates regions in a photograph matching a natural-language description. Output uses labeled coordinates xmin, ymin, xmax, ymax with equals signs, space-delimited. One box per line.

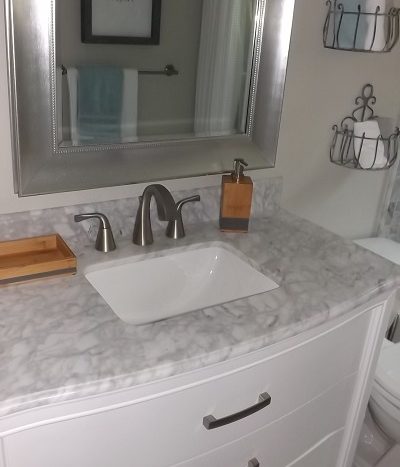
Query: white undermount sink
xmin=85 ymin=245 xmax=279 ymax=325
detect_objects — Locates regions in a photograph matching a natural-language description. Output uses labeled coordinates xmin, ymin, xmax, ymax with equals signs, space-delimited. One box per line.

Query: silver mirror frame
xmin=5 ymin=0 xmax=295 ymax=196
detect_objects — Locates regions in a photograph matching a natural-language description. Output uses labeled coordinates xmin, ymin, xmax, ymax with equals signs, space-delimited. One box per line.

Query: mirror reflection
xmin=56 ymin=0 xmax=257 ymax=147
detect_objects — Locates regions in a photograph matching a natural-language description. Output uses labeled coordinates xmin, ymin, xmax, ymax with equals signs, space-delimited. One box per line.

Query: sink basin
xmin=85 ymin=245 xmax=279 ymax=325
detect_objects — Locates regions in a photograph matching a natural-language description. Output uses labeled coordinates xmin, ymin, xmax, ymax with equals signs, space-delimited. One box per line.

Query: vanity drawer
xmin=3 ymin=310 xmax=371 ymax=467
xmin=174 ymin=376 xmax=351 ymax=467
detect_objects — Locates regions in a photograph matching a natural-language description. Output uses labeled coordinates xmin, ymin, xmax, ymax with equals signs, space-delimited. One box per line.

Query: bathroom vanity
xmin=1 ymin=0 xmax=398 ymax=463
xmin=0 ymin=300 xmax=390 ymax=467
xmin=0 ymin=205 xmax=399 ymax=467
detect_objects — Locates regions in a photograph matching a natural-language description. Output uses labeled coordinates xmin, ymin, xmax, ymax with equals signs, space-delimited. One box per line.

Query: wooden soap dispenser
xmin=219 ymin=158 xmax=253 ymax=232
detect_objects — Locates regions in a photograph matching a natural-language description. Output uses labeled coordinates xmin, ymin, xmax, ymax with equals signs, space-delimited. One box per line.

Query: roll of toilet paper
xmin=353 ymin=120 xmax=387 ymax=168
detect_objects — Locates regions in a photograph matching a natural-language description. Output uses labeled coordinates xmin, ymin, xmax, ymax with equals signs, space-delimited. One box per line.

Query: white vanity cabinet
xmin=0 ymin=299 xmax=391 ymax=467
xmin=0 ymin=444 xmax=4 ymax=467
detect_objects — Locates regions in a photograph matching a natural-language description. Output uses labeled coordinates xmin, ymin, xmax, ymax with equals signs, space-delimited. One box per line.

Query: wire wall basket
xmin=330 ymin=84 xmax=399 ymax=170
xmin=323 ymin=1 xmax=400 ymax=52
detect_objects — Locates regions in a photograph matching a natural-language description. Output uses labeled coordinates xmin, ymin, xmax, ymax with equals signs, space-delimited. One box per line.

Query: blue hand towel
xmin=337 ymin=0 xmax=368 ymax=49
xmin=77 ymin=66 xmax=123 ymax=143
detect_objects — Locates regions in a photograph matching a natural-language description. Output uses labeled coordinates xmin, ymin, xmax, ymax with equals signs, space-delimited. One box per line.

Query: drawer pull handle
xmin=202 ymin=392 xmax=271 ymax=430
xmin=248 ymin=459 xmax=260 ymax=467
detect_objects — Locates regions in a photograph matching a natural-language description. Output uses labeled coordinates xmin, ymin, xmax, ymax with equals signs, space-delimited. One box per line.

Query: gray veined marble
xmin=0 ymin=205 xmax=399 ymax=418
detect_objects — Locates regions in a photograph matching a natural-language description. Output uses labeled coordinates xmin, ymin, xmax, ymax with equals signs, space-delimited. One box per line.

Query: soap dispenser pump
xmin=219 ymin=158 xmax=253 ymax=232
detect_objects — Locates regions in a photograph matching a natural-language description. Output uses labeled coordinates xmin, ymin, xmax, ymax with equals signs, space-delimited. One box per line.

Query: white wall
xmin=274 ymin=0 xmax=400 ymax=239
xmin=0 ymin=0 xmax=399 ymax=239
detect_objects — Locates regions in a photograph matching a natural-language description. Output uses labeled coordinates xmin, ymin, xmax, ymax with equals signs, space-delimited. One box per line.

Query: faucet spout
xmin=133 ymin=184 xmax=177 ymax=246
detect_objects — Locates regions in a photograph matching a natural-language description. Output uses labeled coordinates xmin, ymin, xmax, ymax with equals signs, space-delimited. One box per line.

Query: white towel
xmin=66 ymin=67 xmax=138 ymax=145
xmin=364 ymin=0 xmax=390 ymax=51
xmin=353 ymin=120 xmax=386 ymax=168
xmin=121 ymin=69 xmax=138 ymax=143
xmin=67 ymin=67 xmax=79 ymax=145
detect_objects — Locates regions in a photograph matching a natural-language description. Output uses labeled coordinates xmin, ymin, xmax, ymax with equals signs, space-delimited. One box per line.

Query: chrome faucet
xmin=133 ymin=184 xmax=177 ymax=246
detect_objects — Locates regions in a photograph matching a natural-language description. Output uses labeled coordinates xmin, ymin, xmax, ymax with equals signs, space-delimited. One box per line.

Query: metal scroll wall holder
xmin=330 ymin=84 xmax=399 ymax=170
xmin=323 ymin=0 xmax=400 ymax=52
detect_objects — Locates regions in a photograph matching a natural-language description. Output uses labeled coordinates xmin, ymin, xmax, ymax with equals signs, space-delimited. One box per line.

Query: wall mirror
xmin=5 ymin=0 xmax=295 ymax=196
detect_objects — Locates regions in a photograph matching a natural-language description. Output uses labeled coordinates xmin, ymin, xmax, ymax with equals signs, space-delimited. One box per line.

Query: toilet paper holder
xmin=329 ymin=83 xmax=400 ymax=170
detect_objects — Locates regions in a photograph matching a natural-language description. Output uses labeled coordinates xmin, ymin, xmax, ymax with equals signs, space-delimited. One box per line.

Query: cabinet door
xmin=0 ymin=444 xmax=4 ymax=467
xmin=2 ymin=308 xmax=372 ymax=467
xmin=174 ymin=376 xmax=352 ymax=467
xmin=288 ymin=430 xmax=344 ymax=467
xmin=3 ymin=375 xmax=353 ymax=467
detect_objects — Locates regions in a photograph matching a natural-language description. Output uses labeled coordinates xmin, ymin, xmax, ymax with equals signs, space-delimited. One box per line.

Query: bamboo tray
xmin=0 ymin=234 xmax=76 ymax=285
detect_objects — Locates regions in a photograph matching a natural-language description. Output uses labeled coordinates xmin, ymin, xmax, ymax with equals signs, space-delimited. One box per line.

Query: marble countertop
xmin=1 ymin=209 xmax=400 ymax=418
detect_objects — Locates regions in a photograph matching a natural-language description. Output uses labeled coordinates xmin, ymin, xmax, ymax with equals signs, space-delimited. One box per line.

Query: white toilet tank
xmin=354 ymin=237 xmax=400 ymax=466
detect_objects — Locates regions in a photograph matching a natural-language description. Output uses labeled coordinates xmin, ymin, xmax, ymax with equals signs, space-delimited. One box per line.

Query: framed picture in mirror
xmin=81 ymin=0 xmax=162 ymax=44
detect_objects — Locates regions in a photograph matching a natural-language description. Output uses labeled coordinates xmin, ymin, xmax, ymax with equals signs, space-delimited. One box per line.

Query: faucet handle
xmin=166 ymin=195 xmax=201 ymax=239
xmin=74 ymin=213 xmax=116 ymax=252
xmin=176 ymin=195 xmax=201 ymax=213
